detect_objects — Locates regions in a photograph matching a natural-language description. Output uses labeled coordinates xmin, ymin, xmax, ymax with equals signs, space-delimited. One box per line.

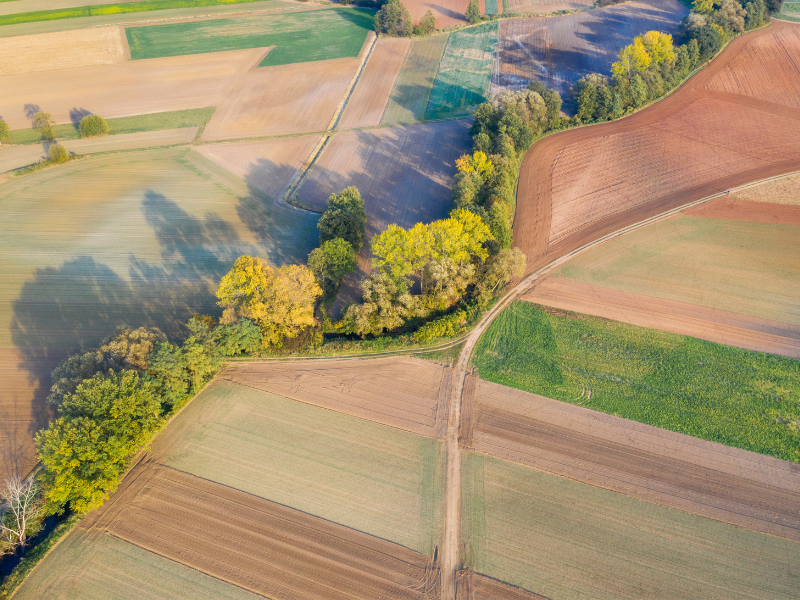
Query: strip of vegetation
xmin=0 ymin=0 xmax=274 ymax=27
xmin=474 ymin=302 xmax=800 ymax=462
xmin=3 ymin=108 xmax=216 ymax=146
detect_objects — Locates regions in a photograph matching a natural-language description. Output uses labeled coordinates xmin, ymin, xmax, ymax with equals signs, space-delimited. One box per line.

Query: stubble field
xmin=501 ymin=0 xmax=591 ymax=14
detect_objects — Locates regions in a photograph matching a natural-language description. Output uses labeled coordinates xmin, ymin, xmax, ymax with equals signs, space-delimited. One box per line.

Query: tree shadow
xmin=69 ymin=107 xmax=92 ymax=124
xmin=23 ymin=104 xmax=41 ymax=121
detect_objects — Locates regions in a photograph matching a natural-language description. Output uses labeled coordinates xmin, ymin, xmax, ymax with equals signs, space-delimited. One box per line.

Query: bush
xmin=413 ymin=310 xmax=467 ymax=342
xmin=48 ymin=144 xmax=69 ymax=163
xmin=0 ymin=118 xmax=9 ymax=143
xmin=32 ymin=111 xmax=55 ymax=141
xmin=79 ymin=114 xmax=109 ymax=138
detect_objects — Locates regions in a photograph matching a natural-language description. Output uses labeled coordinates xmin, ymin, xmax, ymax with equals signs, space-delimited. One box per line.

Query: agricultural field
xmin=491 ymin=0 xmax=688 ymax=96
xmin=339 ymin=37 xmax=411 ymax=130
xmin=462 ymin=375 xmax=800 ymax=540
xmin=0 ymin=147 xmax=317 ymax=481
xmin=461 ymin=452 xmax=800 ymax=599
xmin=125 ymin=8 xmax=374 ymax=65
xmin=730 ymin=171 xmax=800 ymax=205
xmin=513 ymin=21 xmax=800 ymax=271
xmin=402 ymin=0 xmax=469 ymax=28
xmin=426 ymin=21 xmax=498 ymax=119
xmin=683 ymin=195 xmax=800 ymax=225
xmin=456 ymin=571 xmax=546 ymax=600
xmin=501 ymin=0 xmax=591 ymax=14
xmin=472 ymin=301 xmax=800 ymax=462
xmin=777 ymin=1 xmax=800 ymax=21
xmin=382 ymin=34 xmax=449 ymax=124
xmin=151 ymin=378 xmax=446 ymax=555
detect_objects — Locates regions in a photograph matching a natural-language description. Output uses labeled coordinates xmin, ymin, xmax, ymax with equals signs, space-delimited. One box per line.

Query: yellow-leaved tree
xmin=611 ymin=38 xmax=652 ymax=77
xmin=640 ymin=31 xmax=675 ymax=65
xmin=217 ymin=256 xmax=321 ymax=347
xmin=455 ymin=151 xmax=494 ymax=178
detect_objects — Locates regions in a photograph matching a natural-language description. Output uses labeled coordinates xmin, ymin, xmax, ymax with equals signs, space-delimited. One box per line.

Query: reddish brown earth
xmin=402 ymin=0 xmax=469 ymax=28
xmin=456 ymin=570 xmax=549 ymax=600
xmin=84 ymin=458 xmax=439 ymax=600
xmin=682 ymin=196 xmax=800 ymax=225
xmin=513 ymin=21 xmax=800 ymax=274
xmin=521 ymin=277 xmax=800 ymax=358
xmin=464 ymin=377 xmax=800 ymax=542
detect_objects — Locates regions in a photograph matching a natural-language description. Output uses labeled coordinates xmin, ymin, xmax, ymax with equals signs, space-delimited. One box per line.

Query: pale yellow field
xmin=732 ymin=172 xmax=800 ymax=205
xmin=0 ymin=26 xmax=126 ymax=76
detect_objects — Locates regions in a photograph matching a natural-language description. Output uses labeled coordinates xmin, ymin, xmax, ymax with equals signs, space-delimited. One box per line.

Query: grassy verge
xmin=473 ymin=301 xmax=800 ymax=461
xmin=0 ymin=0 xmax=277 ymax=27
xmin=5 ymin=107 xmax=216 ymax=145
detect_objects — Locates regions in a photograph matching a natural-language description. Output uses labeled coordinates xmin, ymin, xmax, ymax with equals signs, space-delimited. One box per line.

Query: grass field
xmin=426 ymin=21 xmax=498 ymax=119
xmin=382 ymin=34 xmax=449 ymax=124
xmin=13 ymin=531 xmax=262 ymax=600
xmin=484 ymin=0 xmax=499 ymax=14
xmin=778 ymin=1 xmax=800 ymax=19
xmin=552 ymin=215 xmax=800 ymax=327
xmin=5 ymin=107 xmax=215 ymax=145
xmin=473 ymin=301 xmax=800 ymax=461
xmin=155 ymin=380 xmax=445 ymax=554
xmin=461 ymin=452 xmax=800 ymax=599
xmin=125 ymin=8 xmax=373 ymax=65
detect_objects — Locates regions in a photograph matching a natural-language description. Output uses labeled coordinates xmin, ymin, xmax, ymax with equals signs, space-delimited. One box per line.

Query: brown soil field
xmin=465 ymin=377 xmax=800 ymax=541
xmin=682 ymin=196 xmax=800 ymax=225
xmin=298 ymin=120 xmax=471 ymax=310
xmin=456 ymin=570 xmax=549 ymax=600
xmin=339 ymin=37 xmax=411 ymax=130
xmin=521 ymin=277 xmax=800 ymax=358
xmin=221 ymin=356 xmax=452 ymax=439
xmin=0 ymin=26 xmax=126 ymax=76
xmin=731 ymin=171 xmax=800 ymax=205
xmin=492 ymin=0 xmax=688 ymax=96
xmin=514 ymin=21 xmax=800 ymax=274
xmin=79 ymin=458 xmax=439 ymax=600
xmin=502 ymin=0 xmax=591 ymax=15
xmin=195 ymin=135 xmax=319 ymax=200
xmin=403 ymin=0 xmax=469 ymax=27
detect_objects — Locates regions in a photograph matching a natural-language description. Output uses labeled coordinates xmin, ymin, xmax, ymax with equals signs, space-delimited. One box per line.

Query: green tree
xmin=32 ymin=111 xmax=55 ymax=141
xmin=375 ymin=0 xmax=413 ymax=36
xmin=216 ymin=318 xmax=263 ymax=357
xmin=0 ymin=118 xmax=9 ymax=144
xmin=474 ymin=247 xmax=526 ymax=304
xmin=79 ymin=114 xmax=109 ymax=138
xmin=308 ymin=238 xmax=357 ymax=291
xmin=48 ymin=143 xmax=69 ymax=163
xmin=342 ymin=272 xmax=419 ymax=336
xmin=745 ymin=0 xmax=766 ymax=28
xmin=147 ymin=341 xmax=190 ymax=410
xmin=630 ymin=74 xmax=648 ymax=108
xmin=465 ymin=0 xmax=481 ymax=23
xmin=420 ymin=9 xmax=436 ymax=33
xmin=577 ymin=82 xmax=598 ymax=121
xmin=318 ymin=186 xmax=367 ymax=251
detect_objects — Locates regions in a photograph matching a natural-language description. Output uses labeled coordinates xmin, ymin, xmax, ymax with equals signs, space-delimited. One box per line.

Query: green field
xmin=554 ymin=215 xmax=800 ymax=327
xmin=473 ymin=301 xmax=800 ymax=461
xmin=157 ymin=380 xmax=445 ymax=554
xmin=462 ymin=452 xmax=800 ymax=599
xmin=484 ymin=0 xmax=499 ymax=15
xmin=382 ymin=34 xmax=449 ymax=124
xmin=778 ymin=2 xmax=800 ymax=19
xmin=4 ymin=107 xmax=215 ymax=145
xmin=125 ymin=7 xmax=373 ymax=65
xmin=13 ymin=531 xmax=260 ymax=600
xmin=425 ymin=21 xmax=498 ymax=119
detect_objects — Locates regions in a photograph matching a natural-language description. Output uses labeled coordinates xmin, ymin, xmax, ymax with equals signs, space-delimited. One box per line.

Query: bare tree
xmin=0 ymin=475 xmax=44 ymax=555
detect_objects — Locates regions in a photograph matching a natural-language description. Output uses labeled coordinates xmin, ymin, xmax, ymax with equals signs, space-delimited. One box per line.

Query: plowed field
xmin=456 ymin=570 xmax=548 ymax=600
xmin=682 ymin=196 xmax=800 ymax=225
xmin=461 ymin=452 xmax=800 ymax=600
xmin=492 ymin=0 xmax=687 ymax=95
xmin=403 ymin=0 xmax=469 ymax=28
xmin=514 ymin=21 xmax=800 ymax=271
xmin=339 ymin=37 xmax=411 ymax=130
xmin=501 ymin=0 xmax=591 ymax=14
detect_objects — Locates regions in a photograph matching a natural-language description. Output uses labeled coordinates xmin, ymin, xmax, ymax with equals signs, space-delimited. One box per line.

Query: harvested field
xmin=731 ymin=171 xmax=800 ymax=205
xmin=501 ymin=0 xmax=591 ymax=15
xmin=456 ymin=571 xmax=548 ymax=600
xmin=125 ymin=8 xmax=374 ymax=65
xmin=473 ymin=302 xmax=800 ymax=462
xmin=514 ymin=21 xmax=800 ymax=273
xmin=339 ymin=37 xmax=411 ymax=130
xmin=426 ymin=22 xmax=498 ymax=118
xmin=152 ymin=379 xmax=446 ymax=554
xmin=0 ymin=26 xmax=125 ymax=76
xmin=201 ymin=56 xmax=360 ymax=140
xmin=402 ymin=0 xmax=468 ymax=28
xmin=492 ymin=0 xmax=688 ymax=96
xmin=552 ymin=214 xmax=800 ymax=327
xmin=0 ymin=147 xmax=317 ymax=480
xmin=461 ymin=452 xmax=800 ymax=600
xmin=522 ymin=277 xmax=800 ymax=358
xmin=465 ymin=377 xmax=800 ymax=541
xmin=195 ymin=135 xmax=319 ymax=199
xmin=0 ymin=0 xmax=152 ymax=17
xmin=221 ymin=356 xmax=451 ymax=439
xmin=382 ymin=34 xmax=449 ymax=124
xmin=683 ymin=195 xmax=800 ymax=225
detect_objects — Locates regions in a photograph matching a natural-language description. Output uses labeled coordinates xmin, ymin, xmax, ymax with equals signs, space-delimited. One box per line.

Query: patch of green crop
xmin=425 ymin=21 xmax=498 ymax=119
xmin=473 ymin=301 xmax=800 ymax=461
xmin=484 ymin=0 xmax=500 ymax=15
xmin=124 ymin=8 xmax=373 ymax=65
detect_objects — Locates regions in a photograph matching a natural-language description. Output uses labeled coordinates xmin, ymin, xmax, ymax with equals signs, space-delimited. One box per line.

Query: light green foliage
xmin=308 ymin=238 xmax=357 ymax=291
xmin=419 ymin=9 xmax=436 ymax=33
xmin=125 ymin=8 xmax=374 ymax=65
xmin=79 ymin=115 xmax=109 ymax=138
xmin=342 ymin=272 xmax=419 ymax=336
xmin=465 ymin=0 xmax=481 ymax=22
xmin=426 ymin=21 xmax=498 ymax=118
xmin=413 ymin=310 xmax=466 ymax=341
xmin=0 ymin=118 xmax=9 ymax=143
xmin=462 ymin=452 xmax=800 ymax=599
xmin=317 ymin=186 xmax=366 ymax=251
xmin=474 ymin=302 xmax=800 ymax=461
xmin=473 ymin=247 xmax=525 ymax=304
xmin=47 ymin=144 xmax=69 ymax=163
xmin=32 ymin=112 xmax=55 ymax=142
xmin=375 ymin=0 xmax=413 ymax=36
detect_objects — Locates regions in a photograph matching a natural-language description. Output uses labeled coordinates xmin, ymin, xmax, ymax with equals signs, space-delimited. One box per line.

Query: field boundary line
xmin=328 ymin=31 xmax=378 ymax=131
xmin=281 ymin=134 xmax=330 ymax=211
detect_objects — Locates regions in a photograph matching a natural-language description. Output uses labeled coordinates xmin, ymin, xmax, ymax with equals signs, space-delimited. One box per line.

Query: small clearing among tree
xmin=79 ymin=114 xmax=109 ymax=138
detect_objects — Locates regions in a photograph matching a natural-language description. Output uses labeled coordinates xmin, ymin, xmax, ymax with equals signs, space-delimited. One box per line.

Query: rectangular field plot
xmin=501 ymin=0 xmax=592 ymax=14
xmin=426 ymin=21 xmax=498 ymax=119
xmin=382 ymin=34 xmax=449 ymax=124
xmin=731 ymin=172 xmax=800 ymax=205
xmin=12 ymin=530 xmax=262 ymax=600
xmin=462 ymin=453 xmax=800 ymax=600
xmin=125 ymin=8 xmax=374 ymax=65
xmin=473 ymin=302 xmax=800 ymax=462
xmin=153 ymin=379 xmax=446 ymax=554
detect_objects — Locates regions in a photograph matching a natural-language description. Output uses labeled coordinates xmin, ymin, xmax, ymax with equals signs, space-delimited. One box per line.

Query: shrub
xmin=48 ymin=144 xmax=69 ymax=163
xmin=79 ymin=114 xmax=109 ymax=138
xmin=32 ymin=111 xmax=55 ymax=141
xmin=413 ymin=310 xmax=467 ymax=342
xmin=0 ymin=118 xmax=9 ymax=143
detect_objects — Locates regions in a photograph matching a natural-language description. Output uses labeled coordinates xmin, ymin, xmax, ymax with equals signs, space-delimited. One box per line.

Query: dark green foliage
xmin=47 ymin=144 xmax=69 ymax=164
xmin=318 ymin=186 xmax=367 ymax=251
xmin=474 ymin=302 xmax=800 ymax=462
xmin=375 ymin=0 xmax=413 ymax=36
xmin=308 ymin=238 xmax=357 ymax=291
xmin=216 ymin=318 xmax=263 ymax=356
xmin=419 ymin=9 xmax=436 ymax=34
xmin=465 ymin=0 xmax=481 ymax=23
xmin=764 ymin=0 xmax=782 ymax=12
xmin=79 ymin=114 xmax=109 ymax=138
xmin=695 ymin=24 xmax=723 ymax=59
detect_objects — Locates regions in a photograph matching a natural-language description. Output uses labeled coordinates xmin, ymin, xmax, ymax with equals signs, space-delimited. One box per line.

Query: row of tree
xmin=374 ymin=0 xmax=482 ymax=37
xmin=572 ymin=0 xmax=780 ymax=123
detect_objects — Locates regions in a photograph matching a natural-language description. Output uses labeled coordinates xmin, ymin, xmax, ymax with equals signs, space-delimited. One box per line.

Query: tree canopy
xmin=375 ymin=0 xmax=413 ymax=36
xmin=317 ymin=186 xmax=366 ymax=252
xmin=308 ymin=238 xmax=357 ymax=291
